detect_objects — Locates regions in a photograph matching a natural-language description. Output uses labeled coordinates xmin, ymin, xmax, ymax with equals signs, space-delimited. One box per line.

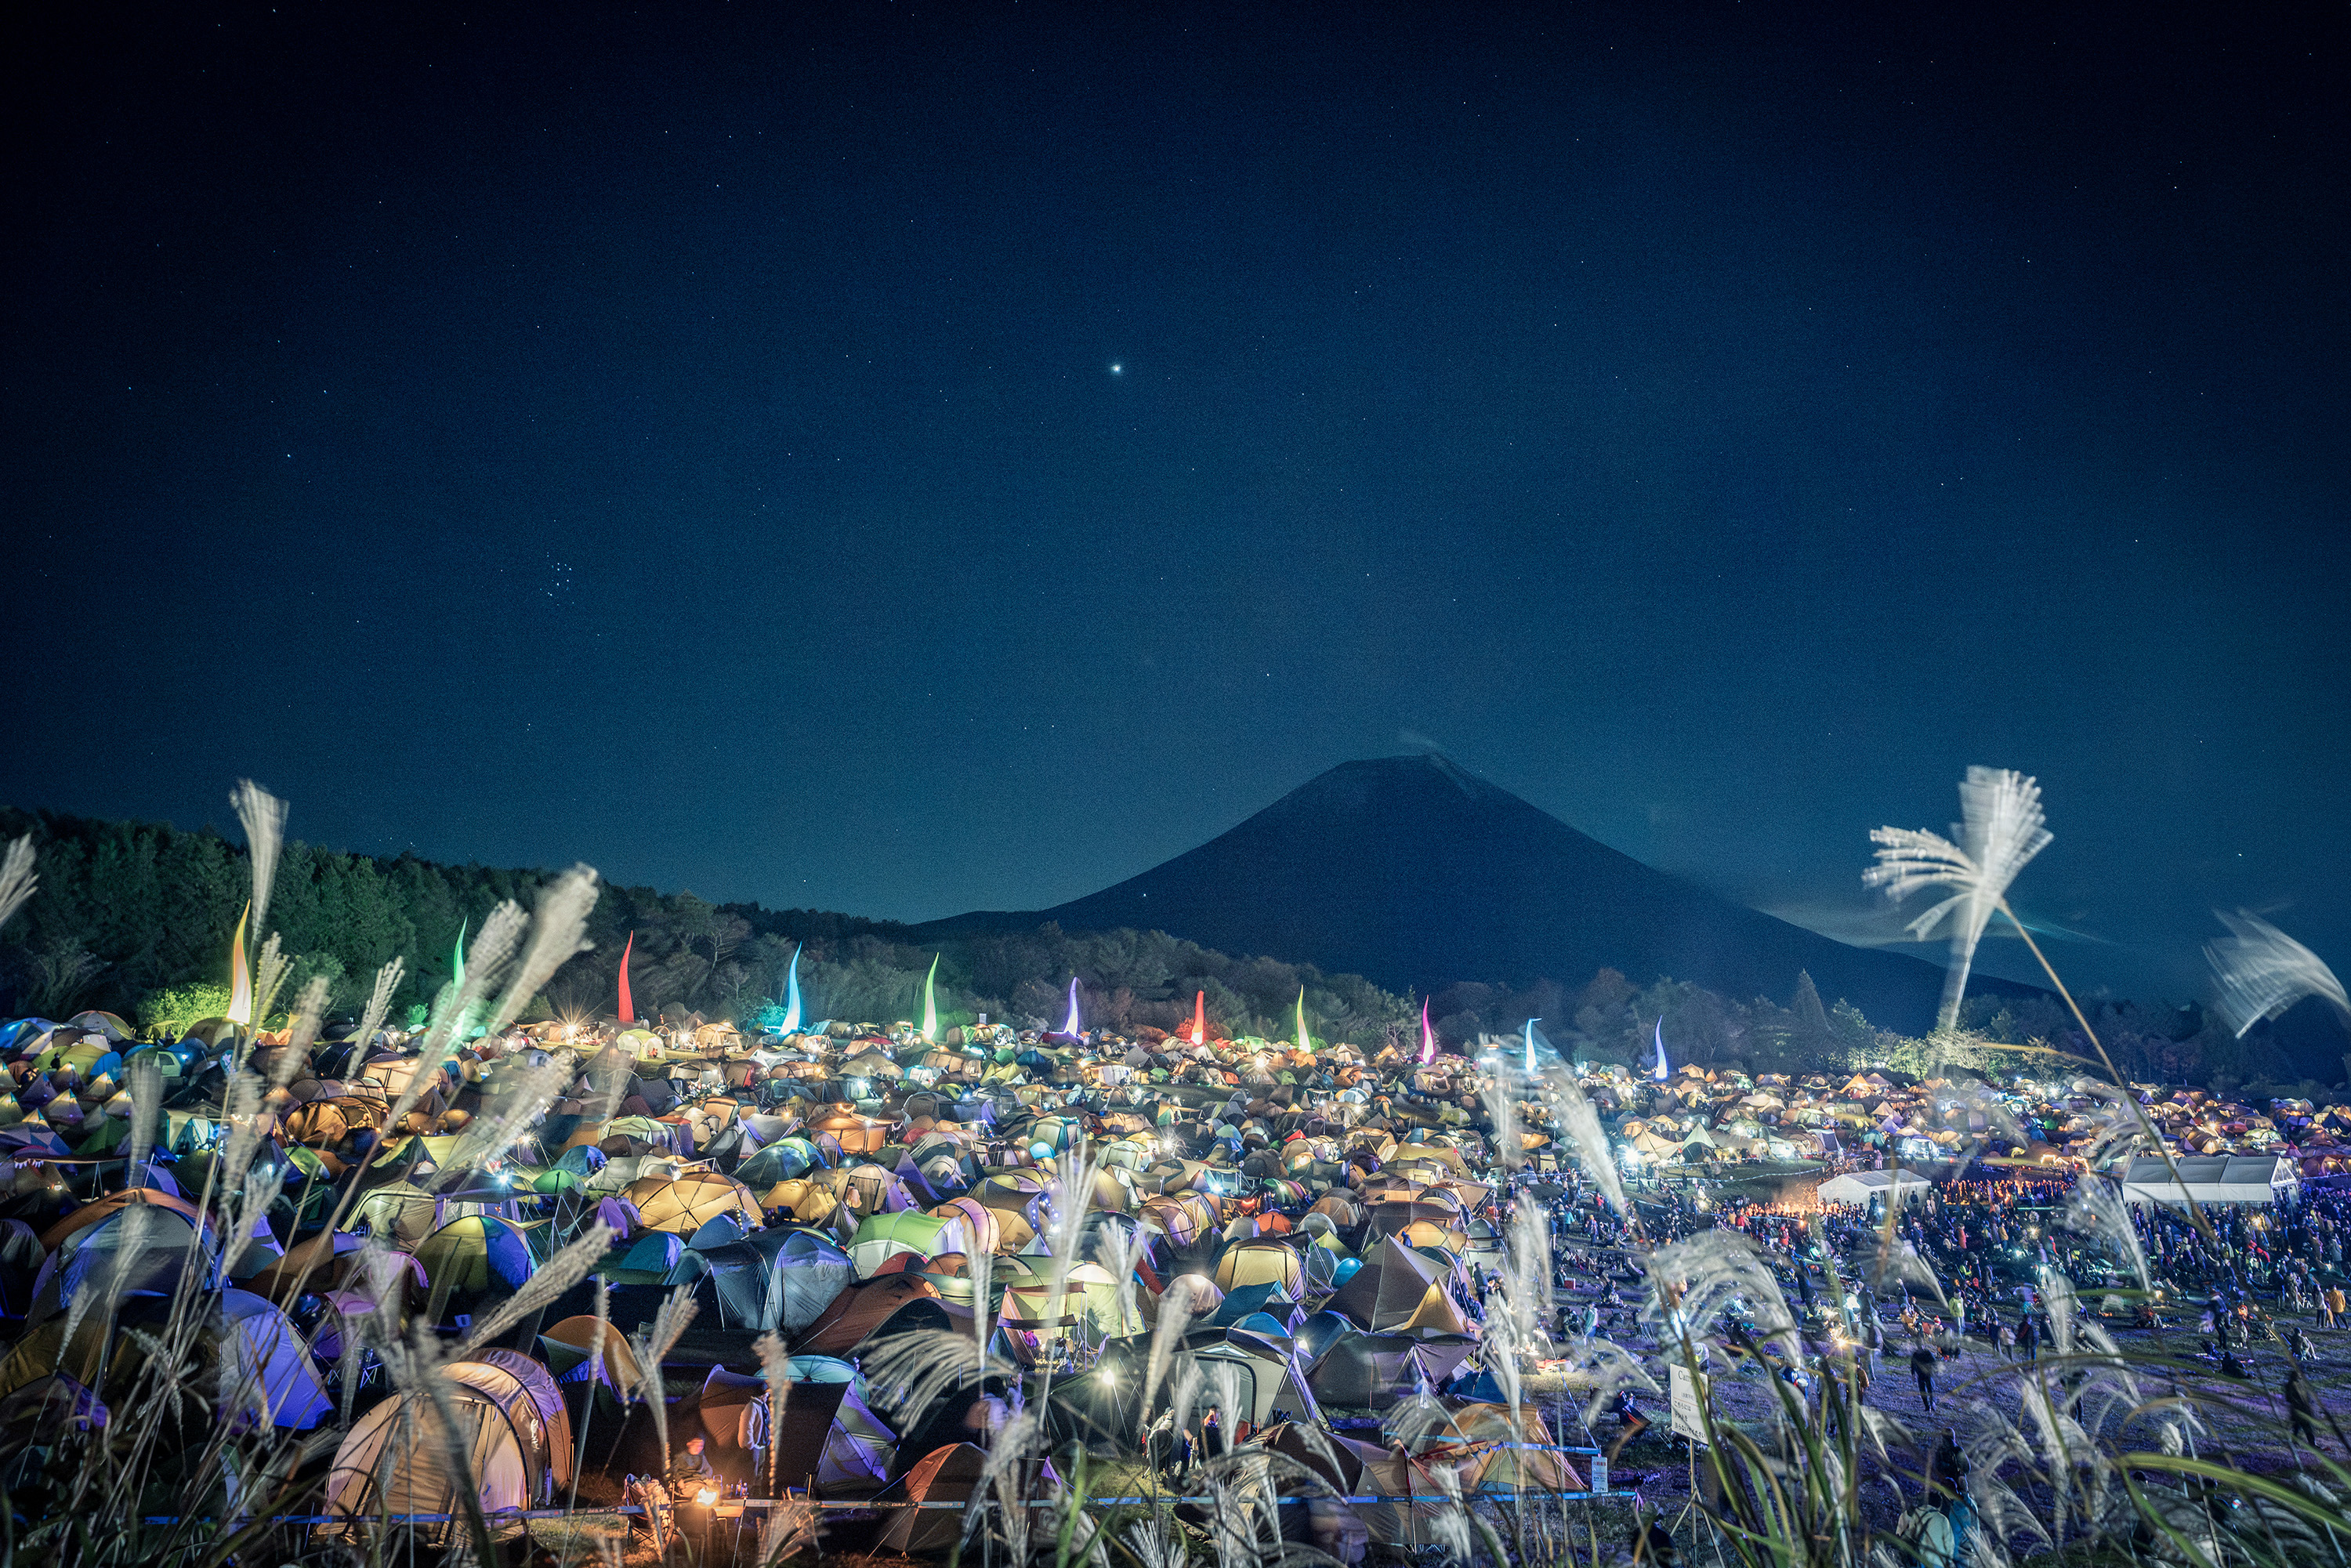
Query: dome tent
xmin=0 ymin=1288 xmax=330 ymax=1432
xmin=321 ymin=1353 xmax=574 ymax=1545
xmin=28 ymin=1189 xmax=217 ymax=1320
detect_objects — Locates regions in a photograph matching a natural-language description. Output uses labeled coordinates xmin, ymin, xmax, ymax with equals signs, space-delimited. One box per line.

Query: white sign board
xmin=1668 ymin=1363 xmax=1707 ymax=1445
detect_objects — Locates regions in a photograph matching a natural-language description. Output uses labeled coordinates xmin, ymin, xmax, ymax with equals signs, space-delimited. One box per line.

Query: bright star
xmin=1110 ymin=363 xmax=1122 ymax=374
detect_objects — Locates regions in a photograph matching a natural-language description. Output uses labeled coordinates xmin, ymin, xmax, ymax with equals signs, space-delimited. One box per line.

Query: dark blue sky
xmin=6 ymin=2 xmax=2345 ymax=1003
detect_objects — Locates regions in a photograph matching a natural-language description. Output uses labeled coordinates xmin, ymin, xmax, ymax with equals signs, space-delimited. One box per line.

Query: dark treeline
xmin=0 ymin=806 xmax=2328 ymax=1096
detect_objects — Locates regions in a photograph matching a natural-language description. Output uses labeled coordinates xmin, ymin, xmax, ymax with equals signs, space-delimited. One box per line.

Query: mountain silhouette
xmin=920 ymin=753 xmax=2032 ymax=1034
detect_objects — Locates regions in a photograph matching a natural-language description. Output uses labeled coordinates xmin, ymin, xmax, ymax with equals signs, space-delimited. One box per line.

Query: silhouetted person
xmin=1929 ymin=1428 xmax=1969 ymax=1504
xmin=2287 ymin=1368 xmax=2320 ymax=1447
xmin=1911 ymin=1345 xmax=1939 ymax=1414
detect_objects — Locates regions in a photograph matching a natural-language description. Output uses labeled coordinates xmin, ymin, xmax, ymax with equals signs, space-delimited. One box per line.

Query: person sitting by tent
xmin=670 ymin=1436 xmax=718 ymax=1494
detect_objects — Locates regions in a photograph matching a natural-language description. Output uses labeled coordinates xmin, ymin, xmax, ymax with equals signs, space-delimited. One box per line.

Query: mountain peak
xmin=922 ymin=755 xmax=2015 ymax=1033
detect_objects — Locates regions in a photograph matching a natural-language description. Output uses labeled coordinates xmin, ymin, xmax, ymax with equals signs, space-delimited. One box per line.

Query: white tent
xmin=320 ymin=1353 xmax=572 ymax=1544
xmin=2121 ymin=1154 xmax=2298 ymax=1207
xmin=1815 ymin=1168 xmax=1932 ymax=1207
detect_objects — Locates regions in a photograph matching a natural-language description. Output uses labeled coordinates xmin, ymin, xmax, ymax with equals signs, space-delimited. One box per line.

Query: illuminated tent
xmin=346 ymin=1182 xmax=451 ymax=1248
xmin=1444 ymin=1402 xmax=1582 ymax=1492
xmin=928 ymin=1196 xmax=1003 ymax=1258
xmin=321 ymin=1353 xmax=573 ymax=1544
xmin=623 ymin=1171 xmax=761 ymax=1235
xmin=1814 ymin=1168 xmax=1933 ymax=1207
xmin=1190 ymin=1334 xmax=1319 ymax=1426
xmin=1001 ymin=1261 xmax=1143 ymax=1342
xmin=1212 ymin=1238 xmax=1304 ymax=1297
xmin=849 ymin=1211 xmax=949 ymax=1280
xmin=415 ymin=1215 xmax=542 ymax=1297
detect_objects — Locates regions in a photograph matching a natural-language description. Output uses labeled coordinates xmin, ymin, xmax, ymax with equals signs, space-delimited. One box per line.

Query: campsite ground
xmin=1578 ymin=1295 xmax=2351 ymax=1566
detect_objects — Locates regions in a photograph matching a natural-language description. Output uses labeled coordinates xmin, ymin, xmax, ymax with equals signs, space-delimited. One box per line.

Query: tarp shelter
xmin=1814 ymin=1168 xmax=1934 ymax=1208
xmin=321 ymin=1353 xmax=573 ymax=1544
xmin=2121 ymin=1154 xmax=2300 ymax=1206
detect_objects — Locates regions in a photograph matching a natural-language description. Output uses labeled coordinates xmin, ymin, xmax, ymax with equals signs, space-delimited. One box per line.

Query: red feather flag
xmin=618 ymin=931 xmax=636 ymax=1023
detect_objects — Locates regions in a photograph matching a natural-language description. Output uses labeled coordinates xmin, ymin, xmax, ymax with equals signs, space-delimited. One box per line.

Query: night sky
xmin=6 ymin=2 xmax=2346 ymax=1005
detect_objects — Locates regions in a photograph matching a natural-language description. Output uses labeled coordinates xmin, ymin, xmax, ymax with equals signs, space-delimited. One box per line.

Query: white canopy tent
xmin=2121 ymin=1154 xmax=2298 ymax=1207
xmin=1816 ymin=1168 xmax=1933 ymax=1207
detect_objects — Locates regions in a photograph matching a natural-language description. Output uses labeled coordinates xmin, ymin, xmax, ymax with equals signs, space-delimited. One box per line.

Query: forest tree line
xmin=0 ymin=806 xmax=2327 ymax=1099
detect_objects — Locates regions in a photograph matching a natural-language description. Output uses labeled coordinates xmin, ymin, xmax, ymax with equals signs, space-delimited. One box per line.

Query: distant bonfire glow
xmin=1063 ymin=977 xmax=1081 ymax=1035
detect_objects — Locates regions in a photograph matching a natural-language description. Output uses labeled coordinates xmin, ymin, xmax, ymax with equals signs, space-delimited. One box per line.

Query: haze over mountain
xmin=920 ymin=754 xmax=2037 ymax=1036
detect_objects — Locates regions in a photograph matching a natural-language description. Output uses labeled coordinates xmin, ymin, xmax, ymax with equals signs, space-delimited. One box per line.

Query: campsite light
xmin=695 ymin=1488 xmax=719 ymax=1507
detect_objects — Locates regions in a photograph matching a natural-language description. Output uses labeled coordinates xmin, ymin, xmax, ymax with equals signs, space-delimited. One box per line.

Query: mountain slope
xmin=919 ymin=754 xmax=2032 ymax=1034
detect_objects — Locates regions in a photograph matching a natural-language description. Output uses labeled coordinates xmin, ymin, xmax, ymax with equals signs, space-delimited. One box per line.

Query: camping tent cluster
xmin=0 ymin=1002 xmax=1600 ymax=1560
